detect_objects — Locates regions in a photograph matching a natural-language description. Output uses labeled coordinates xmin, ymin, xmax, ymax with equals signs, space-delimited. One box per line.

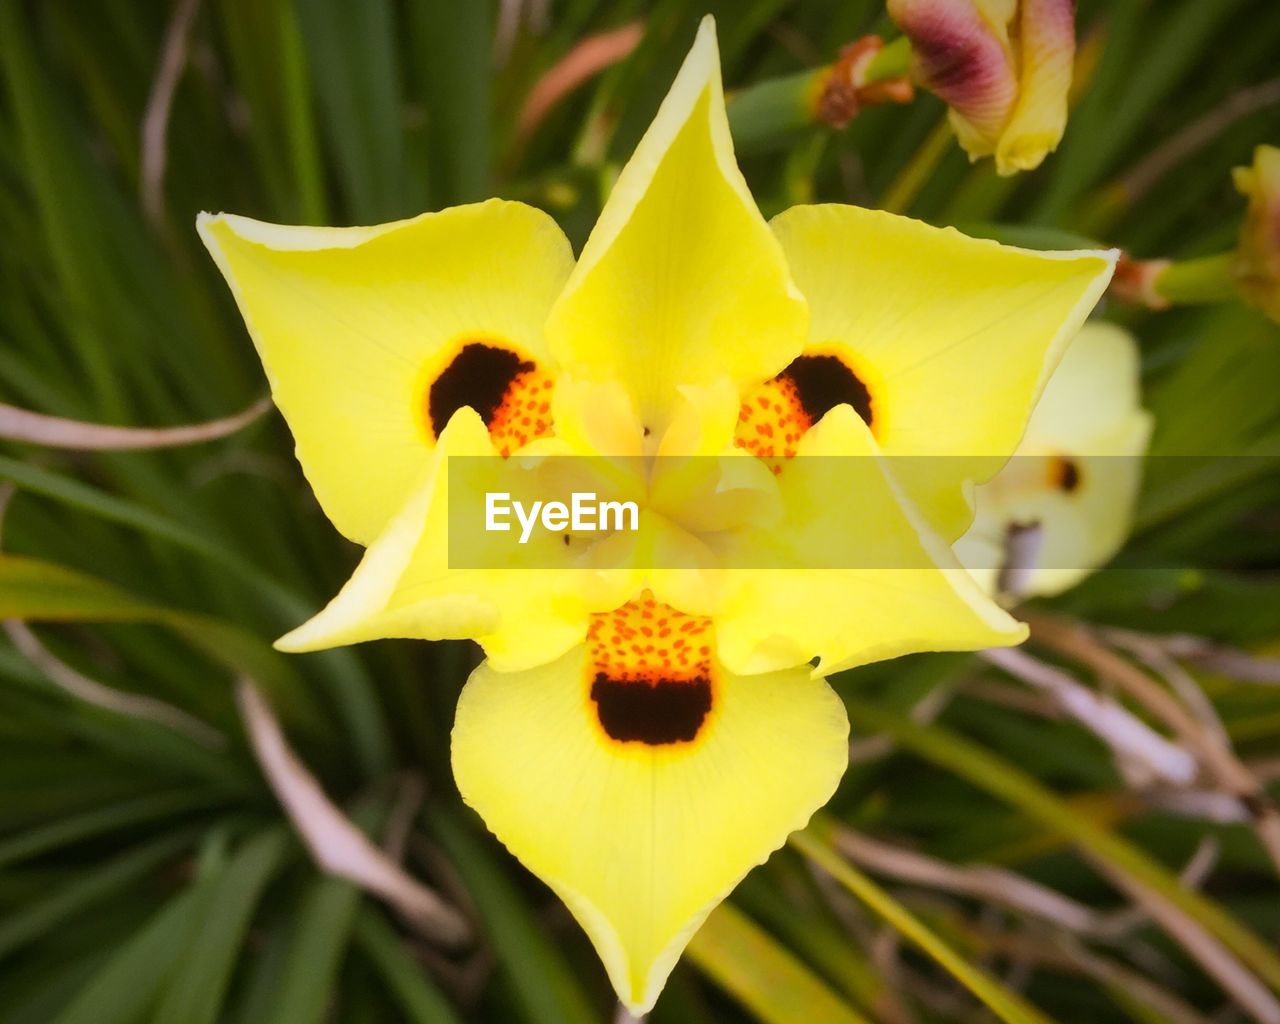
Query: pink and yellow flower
xmin=888 ymin=0 xmax=1076 ymax=175
xmin=199 ymin=18 xmax=1114 ymax=1013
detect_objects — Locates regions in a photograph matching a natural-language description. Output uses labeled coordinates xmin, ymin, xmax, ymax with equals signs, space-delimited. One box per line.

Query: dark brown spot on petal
xmin=590 ymin=674 xmax=712 ymax=745
xmin=1050 ymin=455 xmax=1081 ymax=494
xmin=426 ymin=341 xmax=555 ymax=455
xmin=428 ymin=342 xmax=533 ymax=438
xmin=781 ymin=353 xmax=874 ymax=429
xmin=586 ymin=595 xmax=716 ymax=746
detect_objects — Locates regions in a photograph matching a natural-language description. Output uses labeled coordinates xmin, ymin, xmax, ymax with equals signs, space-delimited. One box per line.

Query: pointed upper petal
xmin=199 ymin=200 xmax=574 ymax=544
xmin=452 ymin=643 xmax=848 ymax=1014
xmin=770 ymin=203 xmax=1116 ymax=541
xmin=545 ymin=17 xmax=807 ymax=433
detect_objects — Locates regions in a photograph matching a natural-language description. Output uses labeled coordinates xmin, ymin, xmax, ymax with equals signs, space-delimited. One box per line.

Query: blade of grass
xmin=792 ymin=825 xmax=1057 ymax=1024
xmin=294 ymin=0 xmax=411 ymax=221
xmin=354 ymin=908 xmax=464 ymax=1024
xmin=410 ymin=0 xmax=491 ymax=206
xmin=685 ymin=903 xmax=874 ymax=1024
xmin=430 ymin=807 xmax=598 ymax=1024
xmin=151 ymin=826 xmax=292 ymax=1024
xmin=48 ymin=885 xmax=204 ymax=1024
xmin=259 ymin=874 xmax=363 ymax=1024
xmin=840 ymin=696 xmax=1280 ymax=992
xmin=0 ymin=459 xmax=392 ymax=775
xmin=0 ymin=828 xmax=198 ymax=960
xmin=0 ymin=790 xmax=220 ymax=870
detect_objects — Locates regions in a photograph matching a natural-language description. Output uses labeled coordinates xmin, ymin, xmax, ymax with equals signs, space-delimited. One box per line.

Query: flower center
xmin=586 ymin=594 xmax=714 ymax=746
xmin=734 ymin=352 xmax=876 ymax=467
xmin=425 ymin=341 xmax=555 ymax=456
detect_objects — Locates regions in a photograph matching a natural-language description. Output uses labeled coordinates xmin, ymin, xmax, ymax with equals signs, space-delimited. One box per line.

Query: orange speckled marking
xmin=587 ymin=595 xmax=715 ymax=745
xmin=734 ymin=349 xmax=879 ymax=471
xmin=733 ymin=376 xmax=811 ymax=471
xmin=588 ymin=594 xmax=713 ymax=682
xmin=488 ymin=367 xmax=555 ymax=457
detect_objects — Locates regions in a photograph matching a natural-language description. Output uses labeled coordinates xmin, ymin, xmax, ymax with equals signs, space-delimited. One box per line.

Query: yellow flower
xmin=888 ymin=0 xmax=1076 ymax=175
xmin=199 ymin=18 xmax=1114 ymax=1013
xmin=1233 ymin=144 xmax=1280 ymax=323
xmin=955 ymin=322 xmax=1153 ymax=598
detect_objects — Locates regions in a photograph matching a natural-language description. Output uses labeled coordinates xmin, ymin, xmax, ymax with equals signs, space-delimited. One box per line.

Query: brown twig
xmin=971 ymin=927 xmax=1212 ymax=1024
xmin=1092 ymin=858 xmax=1280 ymax=1024
xmin=1106 ymin=628 xmax=1231 ymax=745
xmin=1026 ymin=613 xmax=1280 ymax=877
xmin=5 ymin=619 xmax=226 ymax=748
xmin=236 ymin=679 xmax=472 ymax=947
xmin=832 ymin=825 xmax=1115 ymax=936
xmin=1117 ymin=78 xmax=1280 ymax=206
xmin=515 ymin=23 xmax=644 ymax=144
xmin=0 ymin=483 xmax=224 ymax=748
xmin=981 ymin=646 xmax=1197 ymax=787
xmin=1117 ymin=630 xmax=1280 ymax=687
xmin=0 ymin=396 xmax=271 ymax=450
xmin=141 ymin=0 xmax=203 ymax=228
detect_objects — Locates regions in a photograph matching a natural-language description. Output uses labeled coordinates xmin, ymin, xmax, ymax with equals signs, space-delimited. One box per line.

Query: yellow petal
xmin=996 ymin=0 xmax=1076 ymax=175
xmin=276 ymin=409 xmax=635 ymax=670
xmin=714 ymin=405 xmax=1026 ymax=677
xmin=452 ymin=643 xmax=848 ymax=1014
xmin=545 ymin=17 xmax=806 ymax=433
xmin=198 ymin=200 xmax=574 ymax=544
xmin=957 ymin=323 xmax=1153 ymax=597
xmin=770 ymin=203 xmax=1116 ymax=540
xmin=1020 ymin=321 xmax=1146 ymax=450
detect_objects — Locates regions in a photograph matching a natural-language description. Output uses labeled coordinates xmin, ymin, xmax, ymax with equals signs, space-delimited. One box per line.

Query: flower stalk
xmin=727 ymin=35 xmax=913 ymax=154
xmin=1112 ymin=252 xmax=1249 ymax=311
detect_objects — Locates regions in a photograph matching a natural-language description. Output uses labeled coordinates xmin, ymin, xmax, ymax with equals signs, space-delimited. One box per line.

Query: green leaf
xmin=151 ymin=827 xmax=292 ymax=1024
xmin=0 ymin=791 xmax=220 ymax=871
xmin=260 ymin=875 xmax=363 ymax=1024
xmin=0 ymin=552 xmax=325 ymax=731
xmin=0 ymin=829 xmax=197 ymax=960
xmin=49 ymin=886 xmax=204 ymax=1024
xmin=431 ymin=807 xmax=598 ymax=1024
xmin=294 ymin=0 xmax=413 ymax=220
xmin=410 ymin=0 xmax=491 ymax=206
xmin=355 ymin=908 xmax=463 ymax=1024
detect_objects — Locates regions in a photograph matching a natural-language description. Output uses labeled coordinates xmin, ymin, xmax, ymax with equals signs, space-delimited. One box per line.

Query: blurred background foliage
xmin=0 ymin=1 xmax=1279 ymax=1022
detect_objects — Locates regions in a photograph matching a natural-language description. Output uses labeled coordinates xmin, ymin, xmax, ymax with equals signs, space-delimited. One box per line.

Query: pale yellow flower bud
xmin=1232 ymin=144 xmax=1280 ymax=324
